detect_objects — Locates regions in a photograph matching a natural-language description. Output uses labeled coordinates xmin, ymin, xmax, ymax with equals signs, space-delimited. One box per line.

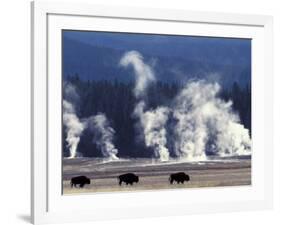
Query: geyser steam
xmin=120 ymin=51 xmax=170 ymax=161
xmin=172 ymin=80 xmax=251 ymax=160
xmin=133 ymin=101 xmax=170 ymax=161
xmin=120 ymin=51 xmax=251 ymax=161
xmin=63 ymin=51 xmax=251 ymax=161
xmin=120 ymin=51 xmax=155 ymax=99
xmin=87 ymin=113 xmax=119 ymax=160
xmin=63 ymin=82 xmax=119 ymax=159
xmin=63 ymin=83 xmax=84 ymax=158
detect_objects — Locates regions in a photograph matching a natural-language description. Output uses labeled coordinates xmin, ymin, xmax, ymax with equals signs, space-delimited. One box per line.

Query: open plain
xmin=63 ymin=157 xmax=251 ymax=194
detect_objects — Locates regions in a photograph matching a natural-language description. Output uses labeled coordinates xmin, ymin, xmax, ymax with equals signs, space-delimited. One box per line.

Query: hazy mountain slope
xmin=63 ymin=36 xmax=251 ymax=88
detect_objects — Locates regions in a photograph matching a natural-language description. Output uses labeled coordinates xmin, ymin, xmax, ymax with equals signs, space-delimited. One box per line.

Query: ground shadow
xmin=17 ymin=214 xmax=30 ymax=223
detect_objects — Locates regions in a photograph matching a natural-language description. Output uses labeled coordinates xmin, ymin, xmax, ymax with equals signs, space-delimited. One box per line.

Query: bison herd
xmin=70 ymin=172 xmax=190 ymax=188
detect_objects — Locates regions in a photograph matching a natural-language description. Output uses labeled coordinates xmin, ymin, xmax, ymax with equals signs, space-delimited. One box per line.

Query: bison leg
xmin=170 ymin=178 xmax=173 ymax=184
xmin=119 ymin=180 xmax=122 ymax=186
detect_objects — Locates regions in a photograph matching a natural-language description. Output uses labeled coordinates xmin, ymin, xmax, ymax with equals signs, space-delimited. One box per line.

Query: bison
xmin=71 ymin=176 xmax=91 ymax=188
xmin=118 ymin=173 xmax=139 ymax=186
xmin=169 ymin=172 xmax=190 ymax=184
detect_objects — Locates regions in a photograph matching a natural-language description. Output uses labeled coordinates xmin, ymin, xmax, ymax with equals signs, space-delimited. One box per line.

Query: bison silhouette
xmin=118 ymin=173 xmax=139 ymax=186
xmin=71 ymin=176 xmax=91 ymax=188
xmin=169 ymin=172 xmax=190 ymax=184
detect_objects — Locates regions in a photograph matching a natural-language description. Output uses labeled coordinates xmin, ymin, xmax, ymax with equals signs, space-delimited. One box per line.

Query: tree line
xmin=63 ymin=75 xmax=251 ymax=158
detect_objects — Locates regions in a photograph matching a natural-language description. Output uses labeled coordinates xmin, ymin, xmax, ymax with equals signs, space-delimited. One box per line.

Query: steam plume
xmin=64 ymin=81 xmax=80 ymax=104
xmin=120 ymin=50 xmax=155 ymax=99
xmin=172 ymin=80 xmax=251 ymax=160
xmin=133 ymin=101 xmax=170 ymax=161
xmin=63 ymin=99 xmax=84 ymax=158
xmin=87 ymin=113 xmax=119 ymax=160
xmin=120 ymin=51 xmax=170 ymax=161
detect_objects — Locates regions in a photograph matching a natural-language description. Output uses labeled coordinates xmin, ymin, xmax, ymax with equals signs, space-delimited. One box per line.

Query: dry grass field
xmin=62 ymin=157 xmax=251 ymax=194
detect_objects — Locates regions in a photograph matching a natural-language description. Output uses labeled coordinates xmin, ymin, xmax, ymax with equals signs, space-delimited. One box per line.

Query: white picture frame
xmin=31 ymin=1 xmax=273 ymax=224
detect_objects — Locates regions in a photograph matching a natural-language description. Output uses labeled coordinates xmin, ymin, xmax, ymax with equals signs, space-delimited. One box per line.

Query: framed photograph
xmin=31 ymin=1 xmax=273 ymax=224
